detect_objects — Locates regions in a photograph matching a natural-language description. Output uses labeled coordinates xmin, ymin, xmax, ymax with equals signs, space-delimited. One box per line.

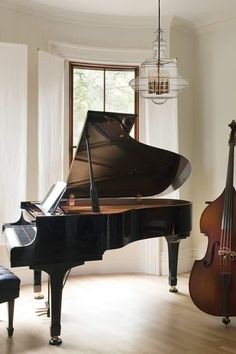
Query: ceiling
xmin=3 ymin=0 xmax=236 ymax=28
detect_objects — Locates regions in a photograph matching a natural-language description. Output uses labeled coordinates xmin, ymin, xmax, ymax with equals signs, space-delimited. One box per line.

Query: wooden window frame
xmin=69 ymin=62 xmax=139 ymax=163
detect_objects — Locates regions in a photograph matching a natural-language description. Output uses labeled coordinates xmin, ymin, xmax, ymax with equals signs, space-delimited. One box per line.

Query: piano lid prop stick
xmin=85 ymin=130 xmax=101 ymax=213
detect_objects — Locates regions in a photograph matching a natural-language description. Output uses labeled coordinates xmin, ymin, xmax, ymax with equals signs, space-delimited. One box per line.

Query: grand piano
xmin=3 ymin=110 xmax=192 ymax=345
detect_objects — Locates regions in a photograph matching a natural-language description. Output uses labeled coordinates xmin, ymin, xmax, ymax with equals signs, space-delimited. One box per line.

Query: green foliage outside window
xmin=73 ymin=67 xmax=135 ymax=148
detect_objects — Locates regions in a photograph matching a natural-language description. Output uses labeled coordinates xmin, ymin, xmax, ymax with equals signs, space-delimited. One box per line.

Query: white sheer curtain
xmin=139 ymin=98 xmax=179 ymax=275
xmin=140 ymin=98 xmax=179 ymax=196
xmin=143 ymin=101 xmax=178 ymax=151
xmin=0 ymin=43 xmax=27 ymax=237
xmin=38 ymin=50 xmax=65 ymax=199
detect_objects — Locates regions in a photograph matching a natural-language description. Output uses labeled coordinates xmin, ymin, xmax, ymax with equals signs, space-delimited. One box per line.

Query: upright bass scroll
xmin=189 ymin=120 xmax=236 ymax=325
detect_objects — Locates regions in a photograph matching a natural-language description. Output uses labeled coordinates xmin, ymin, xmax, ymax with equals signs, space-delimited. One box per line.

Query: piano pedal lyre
xmin=35 ymin=306 xmax=48 ymax=316
xmin=35 ymin=300 xmax=49 ymax=316
xmin=33 ymin=271 xmax=51 ymax=317
xmin=34 ymin=270 xmax=44 ymax=299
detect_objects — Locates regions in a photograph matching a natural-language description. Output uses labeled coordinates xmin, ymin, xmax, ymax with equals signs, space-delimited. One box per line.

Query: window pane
xmin=105 ymin=70 xmax=135 ymax=113
xmin=73 ymin=68 xmax=104 ymax=147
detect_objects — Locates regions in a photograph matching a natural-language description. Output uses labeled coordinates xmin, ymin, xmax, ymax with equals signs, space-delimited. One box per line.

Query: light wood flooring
xmin=0 ymin=273 xmax=236 ymax=354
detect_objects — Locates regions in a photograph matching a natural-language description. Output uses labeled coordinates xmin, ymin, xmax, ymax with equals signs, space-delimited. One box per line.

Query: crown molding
xmin=0 ymin=0 xmax=158 ymax=29
xmin=2 ymin=0 xmax=236 ymax=34
xmin=171 ymin=16 xmax=194 ymax=34
xmin=194 ymin=15 xmax=236 ymax=35
xmin=48 ymin=40 xmax=151 ymax=65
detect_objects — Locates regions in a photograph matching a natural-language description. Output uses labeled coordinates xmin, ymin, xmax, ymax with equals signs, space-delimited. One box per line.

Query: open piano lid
xmin=65 ymin=110 xmax=191 ymax=198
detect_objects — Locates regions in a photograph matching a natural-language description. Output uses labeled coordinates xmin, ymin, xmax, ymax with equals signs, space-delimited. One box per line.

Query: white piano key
xmin=3 ymin=227 xmax=21 ymax=248
xmin=3 ymin=225 xmax=36 ymax=249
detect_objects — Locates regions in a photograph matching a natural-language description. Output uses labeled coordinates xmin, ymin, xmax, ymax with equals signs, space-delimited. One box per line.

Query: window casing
xmin=69 ymin=62 xmax=139 ymax=163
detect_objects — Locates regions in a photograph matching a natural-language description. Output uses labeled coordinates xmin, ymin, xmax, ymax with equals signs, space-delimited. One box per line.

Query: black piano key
xmin=11 ymin=224 xmax=36 ymax=246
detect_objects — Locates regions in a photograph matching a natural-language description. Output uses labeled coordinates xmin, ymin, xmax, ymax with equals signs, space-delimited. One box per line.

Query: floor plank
xmin=0 ymin=273 xmax=236 ymax=354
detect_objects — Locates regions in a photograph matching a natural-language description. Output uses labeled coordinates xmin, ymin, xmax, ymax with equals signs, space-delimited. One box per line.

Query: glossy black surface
xmin=65 ymin=110 xmax=191 ymax=198
xmin=10 ymin=199 xmax=191 ymax=267
xmin=4 ymin=198 xmax=192 ymax=343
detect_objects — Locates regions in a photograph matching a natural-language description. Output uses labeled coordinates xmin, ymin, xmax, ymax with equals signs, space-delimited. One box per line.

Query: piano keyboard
xmin=4 ymin=224 xmax=36 ymax=248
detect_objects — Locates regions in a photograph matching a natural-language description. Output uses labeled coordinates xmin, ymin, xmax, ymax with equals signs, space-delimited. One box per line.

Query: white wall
xmin=170 ymin=20 xmax=194 ymax=200
xmin=171 ymin=17 xmax=236 ymax=266
xmin=169 ymin=20 xmax=195 ymax=271
xmin=192 ymin=19 xmax=236 ymax=259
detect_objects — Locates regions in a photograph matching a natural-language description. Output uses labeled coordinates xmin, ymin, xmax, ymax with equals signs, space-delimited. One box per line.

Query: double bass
xmin=189 ymin=120 xmax=236 ymax=325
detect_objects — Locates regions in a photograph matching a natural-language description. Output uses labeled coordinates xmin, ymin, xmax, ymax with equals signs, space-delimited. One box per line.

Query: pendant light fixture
xmin=129 ymin=0 xmax=188 ymax=105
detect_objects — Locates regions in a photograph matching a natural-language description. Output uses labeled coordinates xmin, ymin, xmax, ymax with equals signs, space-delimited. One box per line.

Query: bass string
xmin=220 ymin=194 xmax=230 ymax=274
xmin=220 ymin=145 xmax=234 ymax=274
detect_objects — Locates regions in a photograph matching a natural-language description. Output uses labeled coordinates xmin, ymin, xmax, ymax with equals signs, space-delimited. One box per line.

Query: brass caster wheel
xmin=169 ymin=285 xmax=178 ymax=293
xmin=49 ymin=336 xmax=62 ymax=345
xmin=7 ymin=327 xmax=14 ymax=337
xmin=222 ymin=317 xmax=230 ymax=326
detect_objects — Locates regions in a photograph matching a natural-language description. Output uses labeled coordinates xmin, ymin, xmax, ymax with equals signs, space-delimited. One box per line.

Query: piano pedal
xmin=35 ymin=301 xmax=50 ymax=317
xmin=35 ymin=308 xmax=48 ymax=316
xmin=34 ymin=284 xmax=44 ymax=299
xmin=45 ymin=301 xmax=50 ymax=317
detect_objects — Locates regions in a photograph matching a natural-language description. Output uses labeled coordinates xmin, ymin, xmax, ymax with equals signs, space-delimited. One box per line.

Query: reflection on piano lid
xmin=64 ymin=110 xmax=191 ymax=199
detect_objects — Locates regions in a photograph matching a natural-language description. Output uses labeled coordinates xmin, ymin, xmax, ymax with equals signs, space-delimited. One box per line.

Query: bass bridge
xmin=218 ymin=247 xmax=236 ymax=261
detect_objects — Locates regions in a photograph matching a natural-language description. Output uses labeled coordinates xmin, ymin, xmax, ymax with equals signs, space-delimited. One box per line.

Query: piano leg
xmin=48 ymin=269 xmax=64 ymax=345
xmin=165 ymin=236 xmax=181 ymax=293
xmin=31 ymin=262 xmax=84 ymax=345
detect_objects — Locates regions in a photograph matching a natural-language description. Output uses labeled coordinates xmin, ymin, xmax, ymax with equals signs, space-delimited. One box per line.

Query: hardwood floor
xmin=0 ymin=273 xmax=236 ymax=354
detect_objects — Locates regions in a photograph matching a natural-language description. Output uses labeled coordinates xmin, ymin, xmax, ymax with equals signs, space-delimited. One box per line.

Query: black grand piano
xmin=3 ymin=110 xmax=192 ymax=345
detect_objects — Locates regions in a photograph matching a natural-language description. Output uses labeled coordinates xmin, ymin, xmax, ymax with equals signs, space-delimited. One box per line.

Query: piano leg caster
xmin=222 ymin=317 xmax=230 ymax=326
xmin=49 ymin=336 xmax=62 ymax=346
xmin=34 ymin=293 xmax=44 ymax=300
xmin=7 ymin=327 xmax=14 ymax=337
xmin=169 ymin=285 xmax=178 ymax=293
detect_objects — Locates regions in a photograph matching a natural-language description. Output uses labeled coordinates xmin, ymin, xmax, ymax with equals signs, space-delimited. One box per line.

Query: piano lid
xmin=65 ymin=110 xmax=191 ymax=198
